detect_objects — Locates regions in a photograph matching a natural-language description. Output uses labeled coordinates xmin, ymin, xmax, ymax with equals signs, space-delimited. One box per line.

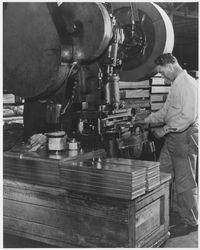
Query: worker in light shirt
xmin=144 ymin=53 xmax=198 ymax=236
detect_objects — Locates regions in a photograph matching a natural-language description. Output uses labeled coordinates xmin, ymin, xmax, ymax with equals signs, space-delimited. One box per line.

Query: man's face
xmin=157 ymin=64 xmax=175 ymax=81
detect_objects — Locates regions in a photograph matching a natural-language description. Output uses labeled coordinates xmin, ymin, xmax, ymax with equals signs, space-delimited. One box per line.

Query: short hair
xmin=154 ymin=53 xmax=177 ymax=66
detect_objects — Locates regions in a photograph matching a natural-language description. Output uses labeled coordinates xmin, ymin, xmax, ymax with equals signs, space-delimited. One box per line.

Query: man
xmin=141 ymin=53 xmax=198 ymax=235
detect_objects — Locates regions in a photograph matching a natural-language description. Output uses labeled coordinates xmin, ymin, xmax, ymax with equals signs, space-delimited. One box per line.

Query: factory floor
xmin=3 ymin=212 xmax=198 ymax=248
xmin=161 ymin=211 xmax=198 ymax=248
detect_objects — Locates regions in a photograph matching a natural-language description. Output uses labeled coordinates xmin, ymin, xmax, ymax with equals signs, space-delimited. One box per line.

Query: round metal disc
xmin=59 ymin=2 xmax=112 ymax=63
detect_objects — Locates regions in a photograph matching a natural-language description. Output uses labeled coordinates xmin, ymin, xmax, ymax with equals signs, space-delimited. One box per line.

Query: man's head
xmin=154 ymin=53 xmax=182 ymax=81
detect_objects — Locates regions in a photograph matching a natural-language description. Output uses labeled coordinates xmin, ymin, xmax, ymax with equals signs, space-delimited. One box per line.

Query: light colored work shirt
xmin=145 ymin=70 xmax=198 ymax=133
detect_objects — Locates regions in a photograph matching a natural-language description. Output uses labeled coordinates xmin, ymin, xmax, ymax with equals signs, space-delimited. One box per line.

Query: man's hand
xmin=152 ymin=127 xmax=166 ymax=139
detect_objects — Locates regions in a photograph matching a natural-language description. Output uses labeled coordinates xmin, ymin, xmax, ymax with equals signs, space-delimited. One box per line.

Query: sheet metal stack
xmin=100 ymin=158 xmax=161 ymax=191
xmin=3 ymin=151 xmax=60 ymax=187
xmin=59 ymin=158 xmax=146 ymax=200
xmin=3 ymin=148 xmax=106 ymax=188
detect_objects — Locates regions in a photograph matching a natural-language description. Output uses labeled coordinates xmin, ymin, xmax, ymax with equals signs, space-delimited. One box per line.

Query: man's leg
xmin=177 ymin=188 xmax=198 ymax=226
xmin=159 ymin=140 xmax=178 ymax=212
xmin=170 ymin=131 xmax=198 ymax=227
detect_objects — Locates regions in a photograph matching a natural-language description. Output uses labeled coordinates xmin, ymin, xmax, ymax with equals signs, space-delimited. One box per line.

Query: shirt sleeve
xmin=144 ymin=95 xmax=170 ymax=124
xmin=165 ymin=83 xmax=198 ymax=132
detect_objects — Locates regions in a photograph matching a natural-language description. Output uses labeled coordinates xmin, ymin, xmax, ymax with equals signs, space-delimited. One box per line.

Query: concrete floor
xmin=162 ymin=211 xmax=198 ymax=248
xmin=163 ymin=231 xmax=198 ymax=248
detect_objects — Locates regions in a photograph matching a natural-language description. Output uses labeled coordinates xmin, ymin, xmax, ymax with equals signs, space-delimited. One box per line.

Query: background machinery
xmin=3 ymin=2 xmax=174 ymax=157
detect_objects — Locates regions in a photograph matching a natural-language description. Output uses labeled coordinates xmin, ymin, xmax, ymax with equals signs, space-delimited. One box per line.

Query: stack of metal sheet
xmin=3 ymin=147 xmax=106 ymax=187
xmin=3 ymin=151 xmax=60 ymax=187
xmin=59 ymin=159 xmax=146 ymax=200
xmin=97 ymin=158 xmax=161 ymax=191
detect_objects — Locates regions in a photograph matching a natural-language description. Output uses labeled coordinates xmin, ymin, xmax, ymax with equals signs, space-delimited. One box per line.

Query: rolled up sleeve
xmin=145 ymin=96 xmax=170 ymax=124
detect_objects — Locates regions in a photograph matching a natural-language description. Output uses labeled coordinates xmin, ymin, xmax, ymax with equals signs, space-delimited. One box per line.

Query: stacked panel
xmin=59 ymin=159 xmax=146 ymax=200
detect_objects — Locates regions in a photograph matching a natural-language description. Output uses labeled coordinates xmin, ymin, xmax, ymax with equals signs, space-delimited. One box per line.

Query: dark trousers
xmin=159 ymin=125 xmax=198 ymax=226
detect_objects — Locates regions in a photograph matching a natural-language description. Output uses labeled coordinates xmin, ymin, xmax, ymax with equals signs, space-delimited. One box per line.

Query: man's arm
xmin=144 ymin=95 xmax=170 ymax=124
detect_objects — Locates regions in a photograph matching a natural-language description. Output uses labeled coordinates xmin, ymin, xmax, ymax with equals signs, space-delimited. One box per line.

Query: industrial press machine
xmin=4 ymin=2 xmax=174 ymax=247
xmin=4 ymin=2 xmax=174 ymax=157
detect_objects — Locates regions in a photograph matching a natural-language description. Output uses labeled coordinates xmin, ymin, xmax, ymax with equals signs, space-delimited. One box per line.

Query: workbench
xmin=3 ymin=146 xmax=171 ymax=248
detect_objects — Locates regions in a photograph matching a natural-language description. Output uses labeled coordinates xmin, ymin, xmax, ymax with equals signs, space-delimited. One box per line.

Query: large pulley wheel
xmin=112 ymin=2 xmax=174 ymax=81
xmin=3 ymin=3 xmax=112 ymax=98
xmin=3 ymin=3 xmax=69 ymax=98
xmin=58 ymin=2 xmax=112 ymax=63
